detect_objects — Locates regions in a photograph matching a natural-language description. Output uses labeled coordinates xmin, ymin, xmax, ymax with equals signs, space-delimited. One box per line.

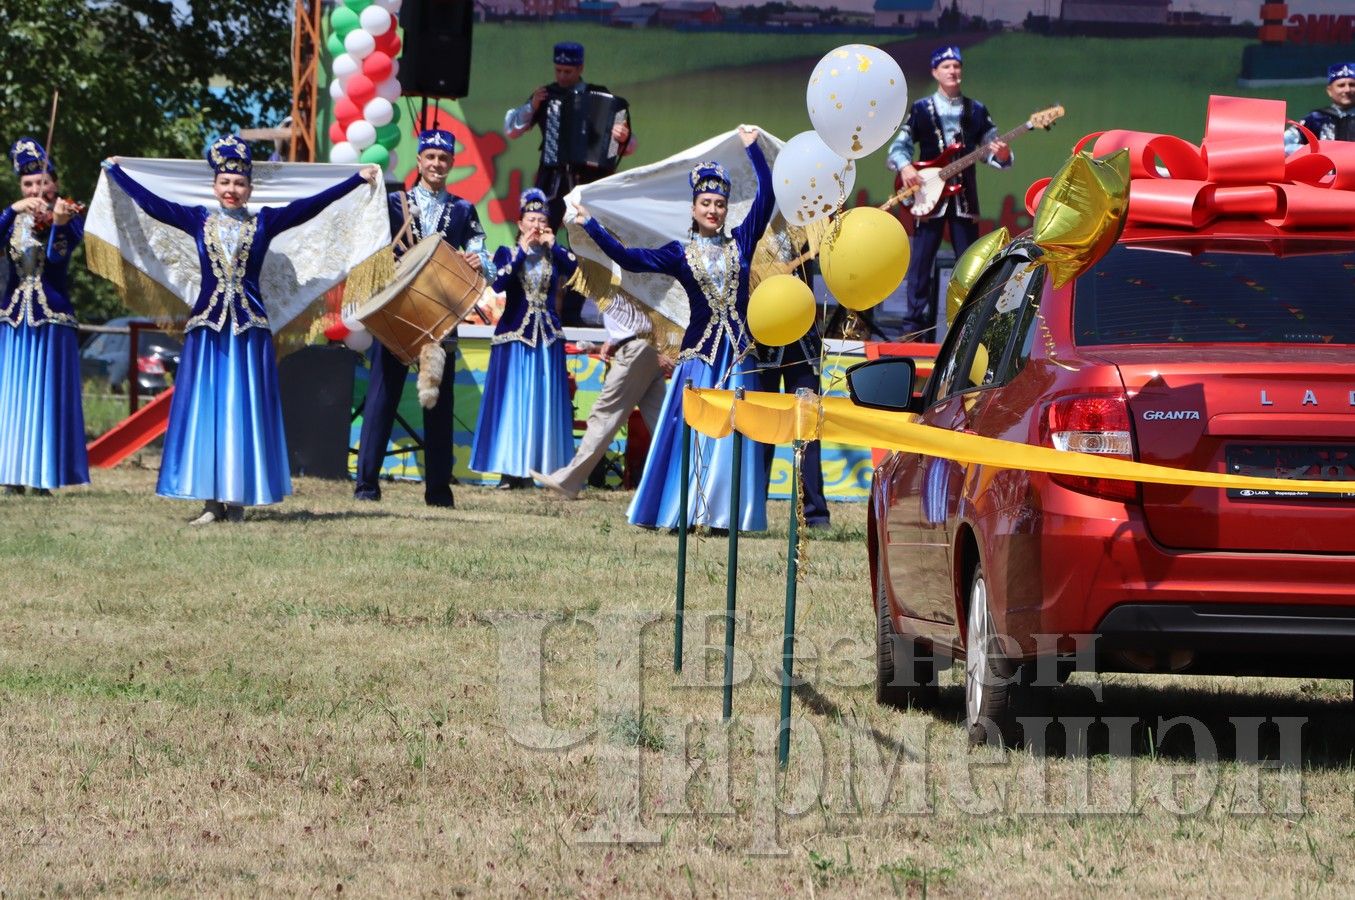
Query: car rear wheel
xmin=875 ymin=560 xmax=937 ymax=709
xmin=964 ymin=564 xmax=1023 ymax=746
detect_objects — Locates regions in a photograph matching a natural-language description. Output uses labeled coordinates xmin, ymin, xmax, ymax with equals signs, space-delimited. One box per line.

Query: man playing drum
xmin=354 ymin=129 xmax=493 ymax=508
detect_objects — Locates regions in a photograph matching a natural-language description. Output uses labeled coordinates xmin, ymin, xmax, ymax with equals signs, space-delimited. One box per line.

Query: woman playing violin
xmin=0 ymin=137 xmax=89 ymax=496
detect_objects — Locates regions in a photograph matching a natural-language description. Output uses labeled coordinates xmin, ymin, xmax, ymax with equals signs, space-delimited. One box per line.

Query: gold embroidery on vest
xmin=680 ymin=237 xmax=745 ymax=364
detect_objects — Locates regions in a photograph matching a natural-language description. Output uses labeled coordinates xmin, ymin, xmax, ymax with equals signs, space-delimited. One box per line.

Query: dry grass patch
xmin=0 ymin=466 xmax=1352 ymax=895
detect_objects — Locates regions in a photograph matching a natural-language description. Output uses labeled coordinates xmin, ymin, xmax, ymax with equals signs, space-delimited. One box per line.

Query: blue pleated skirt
xmin=470 ymin=338 xmax=574 ymax=478
xmin=627 ymin=337 xmax=767 ymax=532
xmin=157 ymin=327 xmax=290 ymax=506
xmin=0 ymin=322 xmax=88 ymax=489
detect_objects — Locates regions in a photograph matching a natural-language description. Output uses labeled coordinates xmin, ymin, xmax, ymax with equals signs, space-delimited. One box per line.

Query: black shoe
xmin=33 ymin=488 xmax=53 ymax=498
xmin=496 ymin=476 xmax=524 ymax=490
xmin=426 ymin=492 xmax=455 ymax=509
xmin=3 ymin=485 xmax=25 ymax=496
xmin=354 ymin=490 xmax=380 ymax=502
xmin=806 ymin=518 xmax=832 ymax=530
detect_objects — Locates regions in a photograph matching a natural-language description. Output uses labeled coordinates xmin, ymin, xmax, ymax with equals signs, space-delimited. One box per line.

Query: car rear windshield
xmin=1075 ymin=244 xmax=1355 ymax=345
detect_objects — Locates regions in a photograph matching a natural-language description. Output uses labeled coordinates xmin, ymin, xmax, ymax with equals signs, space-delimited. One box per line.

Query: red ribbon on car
xmin=1025 ymin=95 xmax=1355 ymax=230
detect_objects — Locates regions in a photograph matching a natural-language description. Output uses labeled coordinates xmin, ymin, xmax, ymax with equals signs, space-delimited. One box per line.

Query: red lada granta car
xmin=850 ymin=223 xmax=1355 ymax=746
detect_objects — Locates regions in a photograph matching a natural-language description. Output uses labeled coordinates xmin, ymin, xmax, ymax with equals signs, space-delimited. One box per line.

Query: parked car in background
xmin=80 ymin=317 xmax=182 ymax=395
xmin=852 ymin=224 xmax=1355 ymax=747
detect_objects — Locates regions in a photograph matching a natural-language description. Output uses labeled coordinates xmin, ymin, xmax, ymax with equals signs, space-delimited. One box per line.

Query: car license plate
xmin=1227 ymin=444 xmax=1355 ymax=501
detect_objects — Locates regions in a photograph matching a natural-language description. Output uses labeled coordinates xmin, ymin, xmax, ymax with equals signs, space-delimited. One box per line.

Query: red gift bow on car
xmin=1025 ymin=95 xmax=1355 ymax=230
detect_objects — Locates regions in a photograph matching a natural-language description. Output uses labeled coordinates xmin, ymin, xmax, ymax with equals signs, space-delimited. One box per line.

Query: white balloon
xmin=375 ymin=77 xmax=402 ymax=103
xmin=384 ymin=148 xmax=400 ymax=176
xmin=341 ymin=307 xmax=364 ymax=332
xmin=328 ymin=79 xmax=346 ymax=101
xmin=343 ymin=329 xmax=374 ymax=352
xmin=346 ymin=119 xmax=377 ymax=150
xmin=390 ymin=58 xmax=399 ymax=78
xmin=332 ymin=52 xmax=360 ymax=79
xmin=329 ymin=141 xmax=360 ymax=164
xmin=376 ymin=0 xmax=403 ymax=12
xmin=806 ymin=44 xmax=908 ymax=160
xmin=344 ymin=28 xmax=376 ymax=60
xmin=363 ymin=97 xmax=394 ymax=127
xmin=359 ymin=6 xmax=393 ymax=35
xmin=771 ymin=131 xmax=856 ymax=226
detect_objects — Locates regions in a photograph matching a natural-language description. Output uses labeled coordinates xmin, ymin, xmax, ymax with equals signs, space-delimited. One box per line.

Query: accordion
xmin=547 ymin=87 xmax=630 ymax=172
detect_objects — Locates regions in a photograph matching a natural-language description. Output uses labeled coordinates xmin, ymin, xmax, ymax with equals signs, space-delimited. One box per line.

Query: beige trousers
xmin=550 ymin=337 xmax=666 ymax=494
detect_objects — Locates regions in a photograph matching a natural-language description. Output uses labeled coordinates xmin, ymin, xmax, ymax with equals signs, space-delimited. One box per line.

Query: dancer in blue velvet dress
xmin=104 ymin=137 xmax=380 ymax=523
xmin=472 ymin=189 xmax=577 ymax=488
xmin=576 ymin=126 xmax=773 ymax=531
xmin=0 ymin=138 xmax=89 ymax=495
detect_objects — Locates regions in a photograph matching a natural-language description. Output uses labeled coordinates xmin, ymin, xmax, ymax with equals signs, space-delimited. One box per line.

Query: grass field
xmin=3 ymin=466 xmax=1355 ymax=893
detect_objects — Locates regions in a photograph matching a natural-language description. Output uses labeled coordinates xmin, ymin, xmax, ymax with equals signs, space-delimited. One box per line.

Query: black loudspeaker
xmin=398 ymin=0 xmax=474 ymax=99
xmin=278 ymin=345 xmax=358 ymax=480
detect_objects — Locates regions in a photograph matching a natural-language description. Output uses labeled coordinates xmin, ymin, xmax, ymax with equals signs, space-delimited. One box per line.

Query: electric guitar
xmin=881 ymin=105 xmax=1065 ymax=217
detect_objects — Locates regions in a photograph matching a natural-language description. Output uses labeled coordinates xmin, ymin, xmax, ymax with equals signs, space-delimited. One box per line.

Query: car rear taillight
xmin=137 ymin=355 xmax=165 ymax=375
xmin=1044 ymin=394 xmax=1139 ymax=502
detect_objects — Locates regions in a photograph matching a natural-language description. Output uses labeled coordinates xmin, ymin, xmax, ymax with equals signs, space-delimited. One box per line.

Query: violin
xmin=31 ymin=197 xmax=85 ymax=229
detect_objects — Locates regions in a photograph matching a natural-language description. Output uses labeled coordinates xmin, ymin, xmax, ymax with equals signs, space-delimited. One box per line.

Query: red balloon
xmin=375 ymin=30 xmax=401 ymax=56
xmin=362 ymin=51 xmax=393 ymax=83
xmin=323 ymin=318 xmax=350 ymax=342
xmin=334 ymin=95 xmax=361 ymax=126
xmin=328 ymin=120 xmax=345 ymax=144
xmin=346 ymin=74 xmax=377 ymax=107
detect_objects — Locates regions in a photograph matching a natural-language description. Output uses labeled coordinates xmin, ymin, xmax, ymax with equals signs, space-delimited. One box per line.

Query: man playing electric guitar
xmin=886 ymin=45 xmax=1011 ymax=339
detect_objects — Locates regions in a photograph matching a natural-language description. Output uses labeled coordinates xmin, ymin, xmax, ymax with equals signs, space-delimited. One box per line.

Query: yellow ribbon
xmin=683 ymin=387 xmax=1355 ymax=495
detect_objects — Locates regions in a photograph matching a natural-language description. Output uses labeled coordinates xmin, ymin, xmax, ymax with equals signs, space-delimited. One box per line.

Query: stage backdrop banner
xmin=345 ymin=329 xmax=873 ymax=501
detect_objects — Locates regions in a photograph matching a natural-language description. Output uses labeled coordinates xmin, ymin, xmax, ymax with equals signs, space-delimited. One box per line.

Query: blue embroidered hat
xmin=930 ymin=45 xmax=962 ymax=69
xmin=9 ymin=137 xmax=53 ymax=177
xmin=207 ymin=135 xmax=252 ymax=177
xmin=1329 ymin=62 xmax=1355 ymax=83
xmin=554 ymin=41 xmax=584 ymax=66
xmin=418 ymin=129 xmax=456 ymax=156
xmin=519 ymin=188 xmax=548 ymax=215
xmin=689 ymin=161 xmax=730 ymax=198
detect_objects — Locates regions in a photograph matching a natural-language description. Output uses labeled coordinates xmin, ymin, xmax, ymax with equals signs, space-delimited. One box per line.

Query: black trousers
xmin=354 ymin=339 xmax=456 ymax=504
xmin=902 ymin=209 xmax=979 ymax=339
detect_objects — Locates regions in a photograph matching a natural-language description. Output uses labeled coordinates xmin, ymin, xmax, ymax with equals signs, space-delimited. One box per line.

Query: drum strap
xmin=393 ymin=192 xmax=417 ymax=255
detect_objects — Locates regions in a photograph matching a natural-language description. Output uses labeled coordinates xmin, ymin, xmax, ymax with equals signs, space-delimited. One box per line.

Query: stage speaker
xmin=278 ymin=345 xmax=358 ymax=480
xmin=398 ymin=0 xmax=474 ymax=99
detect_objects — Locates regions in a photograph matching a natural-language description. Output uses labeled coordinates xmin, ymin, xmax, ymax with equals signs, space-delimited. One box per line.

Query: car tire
xmin=964 ymin=563 xmax=1024 ymax=747
xmin=875 ymin=559 xmax=938 ymax=709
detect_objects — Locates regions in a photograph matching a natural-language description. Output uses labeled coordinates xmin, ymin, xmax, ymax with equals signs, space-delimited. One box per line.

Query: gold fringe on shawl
xmin=563 ymin=258 xmax=686 ymax=356
xmin=340 ymin=244 xmax=397 ymax=308
xmin=84 ymin=233 xmax=187 ymax=335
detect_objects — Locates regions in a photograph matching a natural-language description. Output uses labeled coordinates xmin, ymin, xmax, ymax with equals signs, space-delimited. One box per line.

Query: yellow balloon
xmin=820 ymin=207 xmax=910 ymax=311
xmin=746 ymin=273 xmax=816 ymax=346
xmin=1032 ymin=149 xmax=1131 ymax=288
xmin=946 ymin=226 xmax=1010 ymax=324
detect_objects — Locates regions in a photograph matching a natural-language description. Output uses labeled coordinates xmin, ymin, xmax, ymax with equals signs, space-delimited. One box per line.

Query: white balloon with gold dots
xmin=806 ymin=44 xmax=908 ymax=161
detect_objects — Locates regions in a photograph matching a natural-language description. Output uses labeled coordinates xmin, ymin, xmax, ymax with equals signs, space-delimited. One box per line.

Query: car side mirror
xmin=846 ymin=357 xmax=920 ymax=413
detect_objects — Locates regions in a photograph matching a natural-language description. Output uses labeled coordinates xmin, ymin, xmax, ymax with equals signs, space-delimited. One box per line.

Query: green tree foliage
xmin=0 ymin=0 xmax=292 ymax=322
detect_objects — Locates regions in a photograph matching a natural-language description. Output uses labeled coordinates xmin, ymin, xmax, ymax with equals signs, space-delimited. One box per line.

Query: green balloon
xmin=387 ymin=103 xmax=401 ymax=126
xmin=375 ymin=123 xmax=401 ymax=147
xmin=344 ymin=0 xmax=372 ymax=11
xmin=360 ymin=144 xmax=390 ymax=167
xmin=326 ymin=33 xmax=344 ymax=59
xmin=330 ymin=6 xmax=359 ymax=37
